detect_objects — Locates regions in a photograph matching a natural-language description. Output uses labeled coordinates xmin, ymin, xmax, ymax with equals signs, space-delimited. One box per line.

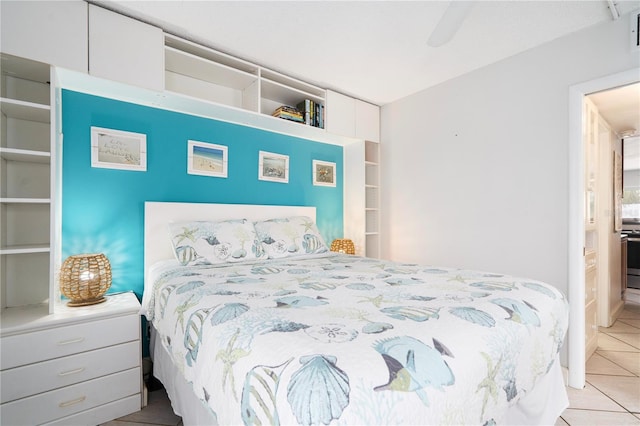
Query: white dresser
xmin=0 ymin=292 xmax=142 ymax=425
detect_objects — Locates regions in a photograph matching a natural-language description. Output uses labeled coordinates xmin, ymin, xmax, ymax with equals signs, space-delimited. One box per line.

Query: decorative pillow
xmin=254 ymin=216 xmax=328 ymax=259
xmin=168 ymin=219 xmax=266 ymax=266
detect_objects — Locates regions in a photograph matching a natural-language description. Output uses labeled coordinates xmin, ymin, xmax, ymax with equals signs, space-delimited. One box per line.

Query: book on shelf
xmin=272 ymin=105 xmax=304 ymax=123
xmin=296 ymin=99 xmax=324 ymax=129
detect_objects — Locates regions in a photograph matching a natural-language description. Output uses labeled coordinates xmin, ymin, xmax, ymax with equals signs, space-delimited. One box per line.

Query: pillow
xmin=254 ymin=216 xmax=328 ymax=259
xmin=168 ymin=219 xmax=266 ymax=266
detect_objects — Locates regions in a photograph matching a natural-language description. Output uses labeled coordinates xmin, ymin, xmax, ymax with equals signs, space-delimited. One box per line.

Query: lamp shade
xmin=330 ymin=239 xmax=355 ymax=255
xmin=60 ymin=253 xmax=112 ymax=306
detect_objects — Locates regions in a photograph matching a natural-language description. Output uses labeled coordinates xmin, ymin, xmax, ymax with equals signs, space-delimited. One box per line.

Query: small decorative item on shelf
xmin=330 ymin=239 xmax=355 ymax=255
xmin=60 ymin=253 xmax=112 ymax=306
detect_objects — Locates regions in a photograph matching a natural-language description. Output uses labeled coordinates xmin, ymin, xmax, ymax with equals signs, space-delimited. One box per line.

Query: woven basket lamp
xmin=60 ymin=253 xmax=112 ymax=306
xmin=330 ymin=239 xmax=355 ymax=255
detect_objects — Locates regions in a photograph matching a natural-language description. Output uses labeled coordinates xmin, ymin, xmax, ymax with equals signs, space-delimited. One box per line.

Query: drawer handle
xmin=57 ymin=337 xmax=85 ymax=346
xmin=59 ymin=396 xmax=86 ymax=408
xmin=58 ymin=367 xmax=85 ymax=377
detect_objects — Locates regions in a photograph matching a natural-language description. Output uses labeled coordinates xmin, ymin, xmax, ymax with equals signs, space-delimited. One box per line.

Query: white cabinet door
xmin=88 ymin=4 xmax=164 ymax=91
xmin=326 ymin=91 xmax=380 ymax=142
xmin=0 ymin=1 xmax=88 ymax=72
xmin=355 ymin=100 xmax=380 ymax=143
xmin=325 ymin=90 xmax=356 ymax=137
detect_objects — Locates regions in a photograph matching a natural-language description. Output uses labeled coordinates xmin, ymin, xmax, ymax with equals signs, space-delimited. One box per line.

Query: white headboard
xmin=144 ymin=201 xmax=316 ymax=285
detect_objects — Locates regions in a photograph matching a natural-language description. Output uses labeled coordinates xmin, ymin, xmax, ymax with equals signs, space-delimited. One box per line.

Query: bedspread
xmin=144 ymin=254 xmax=568 ymax=425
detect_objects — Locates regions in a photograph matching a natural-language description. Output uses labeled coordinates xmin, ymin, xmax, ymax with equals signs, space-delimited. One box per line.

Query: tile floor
xmin=104 ymin=302 xmax=640 ymax=426
xmin=557 ymin=301 xmax=640 ymax=426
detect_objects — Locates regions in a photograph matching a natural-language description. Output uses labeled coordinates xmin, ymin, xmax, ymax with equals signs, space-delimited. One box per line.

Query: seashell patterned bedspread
xmin=145 ymin=253 xmax=568 ymax=425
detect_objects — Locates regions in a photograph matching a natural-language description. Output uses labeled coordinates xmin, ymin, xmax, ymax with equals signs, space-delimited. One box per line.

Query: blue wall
xmin=61 ymin=90 xmax=343 ymax=299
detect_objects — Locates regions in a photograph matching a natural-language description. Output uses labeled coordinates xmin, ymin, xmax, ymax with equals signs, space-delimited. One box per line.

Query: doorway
xmin=568 ymin=68 xmax=640 ymax=389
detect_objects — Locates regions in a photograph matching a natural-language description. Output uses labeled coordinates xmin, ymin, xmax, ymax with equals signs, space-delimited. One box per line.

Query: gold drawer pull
xmin=57 ymin=337 xmax=85 ymax=346
xmin=59 ymin=396 xmax=86 ymax=408
xmin=58 ymin=367 xmax=85 ymax=377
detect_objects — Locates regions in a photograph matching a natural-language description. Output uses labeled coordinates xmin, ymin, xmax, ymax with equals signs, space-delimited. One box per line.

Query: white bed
xmin=143 ymin=201 xmax=569 ymax=425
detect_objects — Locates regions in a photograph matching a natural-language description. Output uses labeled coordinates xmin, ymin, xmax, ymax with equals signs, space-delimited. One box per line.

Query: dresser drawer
xmin=1 ymin=314 xmax=139 ymax=370
xmin=1 ymin=341 xmax=140 ymax=403
xmin=0 ymin=367 xmax=140 ymax=426
xmin=43 ymin=394 xmax=141 ymax=426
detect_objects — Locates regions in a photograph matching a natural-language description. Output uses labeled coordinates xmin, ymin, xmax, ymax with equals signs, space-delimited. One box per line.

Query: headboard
xmin=144 ymin=201 xmax=316 ymax=286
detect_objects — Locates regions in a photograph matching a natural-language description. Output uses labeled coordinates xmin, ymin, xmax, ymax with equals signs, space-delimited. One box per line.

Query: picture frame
xmin=259 ymin=151 xmax=289 ymax=183
xmin=91 ymin=126 xmax=147 ymax=171
xmin=313 ymin=160 xmax=336 ymax=187
xmin=187 ymin=140 xmax=228 ymax=178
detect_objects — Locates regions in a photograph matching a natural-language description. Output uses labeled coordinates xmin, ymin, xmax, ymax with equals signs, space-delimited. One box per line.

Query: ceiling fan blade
xmin=427 ymin=1 xmax=474 ymax=47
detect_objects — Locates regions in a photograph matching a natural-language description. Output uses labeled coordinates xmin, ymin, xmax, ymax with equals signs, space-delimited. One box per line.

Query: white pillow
xmin=168 ymin=219 xmax=266 ymax=265
xmin=254 ymin=216 xmax=328 ymax=259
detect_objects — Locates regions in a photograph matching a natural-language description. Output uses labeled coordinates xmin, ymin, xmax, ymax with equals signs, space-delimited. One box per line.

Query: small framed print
xmin=91 ymin=126 xmax=147 ymax=171
xmin=313 ymin=160 xmax=336 ymax=187
xmin=187 ymin=140 xmax=228 ymax=178
xmin=259 ymin=151 xmax=289 ymax=183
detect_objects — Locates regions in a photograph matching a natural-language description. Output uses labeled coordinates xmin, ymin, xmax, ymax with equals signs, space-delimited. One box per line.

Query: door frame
xmin=568 ymin=67 xmax=640 ymax=389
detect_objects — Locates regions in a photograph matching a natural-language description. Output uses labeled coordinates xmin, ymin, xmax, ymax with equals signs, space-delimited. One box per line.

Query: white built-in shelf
xmin=0 ymin=198 xmax=50 ymax=204
xmin=261 ymin=77 xmax=324 ymax=107
xmin=165 ymin=33 xmax=258 ymax=75
xmin=0 ymin=97 xmax=50 ymax=123
xmin=57 ymin=68 xmax=357 ymax=147
xmin=0 ymin=147 xmax=50 ymax=163
xmin=260 ymin=69 xmax=324 ymax=98
xmin=0 ymin=244 xmax=50 ymax=255
xmin=165 ymin=46 xmax=257 ymax=90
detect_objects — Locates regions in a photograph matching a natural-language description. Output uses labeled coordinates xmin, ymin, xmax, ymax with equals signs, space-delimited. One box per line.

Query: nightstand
xmin=0 ymin=292 xmax=142 ymax=425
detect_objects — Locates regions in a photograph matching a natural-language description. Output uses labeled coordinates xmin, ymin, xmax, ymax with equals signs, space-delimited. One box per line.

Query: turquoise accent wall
xmin=61 ymin=90 xmax=343 ymax=299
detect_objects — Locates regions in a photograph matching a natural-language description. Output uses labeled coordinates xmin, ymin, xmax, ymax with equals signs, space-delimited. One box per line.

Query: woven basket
xmin=330 ymin=239 xmax=355 ymax=255
xmin=60 ymin=253 xmax=112 ymax=306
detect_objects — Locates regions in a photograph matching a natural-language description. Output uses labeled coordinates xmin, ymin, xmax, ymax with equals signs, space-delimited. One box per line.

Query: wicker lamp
xmin=330 ymin=239 xmax=355 ymax=255
xmin=60 ymin=253 xmax=112 ymax=306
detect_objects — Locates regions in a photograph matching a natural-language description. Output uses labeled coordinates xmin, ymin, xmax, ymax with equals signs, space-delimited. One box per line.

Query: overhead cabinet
xmin=0 ymin=1 xmax=88 ymax=73
xmin=89 ymin=4 xmax=164 ymax=91
xmin=326 ymin=90 xmax=380 ymax=142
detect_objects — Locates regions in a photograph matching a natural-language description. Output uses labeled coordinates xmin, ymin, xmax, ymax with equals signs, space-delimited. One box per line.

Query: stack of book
xmin=272 ymin=105 xmax=304 ymax=123
xmin=296 ymin=99 xmax=324 ymax=129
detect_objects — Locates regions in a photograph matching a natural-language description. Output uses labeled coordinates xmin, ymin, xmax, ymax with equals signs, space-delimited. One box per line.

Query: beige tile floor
xmin=558 ymin=301 xmax=640 ymax=426
xmin=104 ymin=302 xmax=640 ymax=426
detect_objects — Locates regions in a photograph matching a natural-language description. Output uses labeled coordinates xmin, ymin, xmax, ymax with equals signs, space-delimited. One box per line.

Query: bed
xmin=142 ymin=202 xmax=569 ymax=425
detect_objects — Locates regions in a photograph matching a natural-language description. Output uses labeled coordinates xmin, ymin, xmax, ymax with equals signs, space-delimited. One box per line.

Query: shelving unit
xmin=365 ymin=140 xmax=380 ymax=258
xmin=0 ymin=54 xmax=53 ymax=316
xmin=164 ymin=35 xmax=259 ymax=110
xmin=164 ymin=34 xmax=325 ymax=128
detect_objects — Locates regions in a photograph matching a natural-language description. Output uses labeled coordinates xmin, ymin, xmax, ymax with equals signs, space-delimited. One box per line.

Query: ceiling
xmin=94 ymin=0 xmax=639 ymax=106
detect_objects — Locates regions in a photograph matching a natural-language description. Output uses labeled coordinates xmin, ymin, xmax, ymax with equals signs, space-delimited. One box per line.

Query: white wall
xmin=380 ymin=15 xmax=639 ymax=298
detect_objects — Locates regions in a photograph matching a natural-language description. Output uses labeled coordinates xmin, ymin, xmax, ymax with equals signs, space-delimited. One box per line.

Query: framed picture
xmin=258 ymin=151 xmax=289 ymax=183
xmin=313 ymin=160 xmax=336 ymax=187
xmin=187 ymin=140 xmax=228 ymax=178
xmin=91 ymin=126 xmax=147 ymax=171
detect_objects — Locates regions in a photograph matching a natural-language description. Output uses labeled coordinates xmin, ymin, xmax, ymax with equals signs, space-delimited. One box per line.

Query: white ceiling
xmin=95 ymin=0 xmax=639 ymax=106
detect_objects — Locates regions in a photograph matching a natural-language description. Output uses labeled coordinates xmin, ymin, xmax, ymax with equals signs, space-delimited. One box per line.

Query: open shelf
xmin=0 ymin=98 xmax=50 ymax=123
xmin=1 ymin=54 xmax=53 ymax=313
xmin=0 ymin=147 xmax=50 ymax=163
